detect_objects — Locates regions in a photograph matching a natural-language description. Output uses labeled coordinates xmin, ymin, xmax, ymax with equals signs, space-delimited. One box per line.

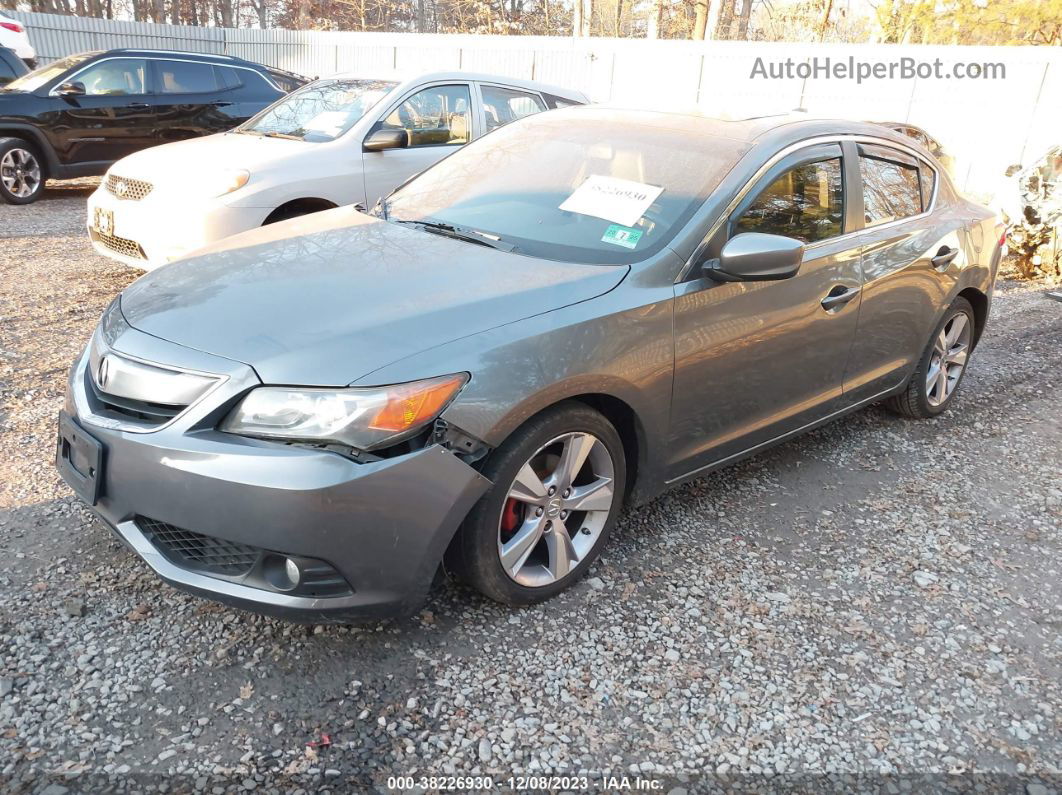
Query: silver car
xmin=57 ymin=109 xmax=1002 ymax=621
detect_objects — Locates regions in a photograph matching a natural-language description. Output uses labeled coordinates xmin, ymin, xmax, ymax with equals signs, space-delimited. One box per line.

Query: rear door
xmin=150 ymin=58 xmax=239 ymax=144
xmin=360 ymin=81 xmax=475 ymax=208
xmin=48 ymin=56 xmax=156 ymax=165
xmin=842 ymin=141 xmax=963 ymax=402
xmin=668 ymin=143 xmax=865 ymax=478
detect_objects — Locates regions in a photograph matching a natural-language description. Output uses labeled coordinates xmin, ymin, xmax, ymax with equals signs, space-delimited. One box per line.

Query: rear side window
xmin=734 ymin=156 xmax=844 ymax=243
xmin=543 ymin=93 xmax=583 ymax=110
xmin=481 ymin=85 xmax=546 ymax=132
xmin=154 ymin=60 xmax=218 ymax=94
xmin=269 ymin=72 xmax=302 ymax=93
xmin=214 ymin=66 xmax=243 ymax=91
xmin=859 ymin=144 xmax=923 ymax=226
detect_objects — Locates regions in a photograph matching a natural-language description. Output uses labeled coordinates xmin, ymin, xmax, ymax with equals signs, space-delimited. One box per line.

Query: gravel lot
xmin=1 ymin=181 xmax=1060 ymax=794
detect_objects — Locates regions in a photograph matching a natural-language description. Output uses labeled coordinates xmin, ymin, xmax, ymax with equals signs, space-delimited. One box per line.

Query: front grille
xmin=105 ymin=174 xmax=153 ymax=201
xmin=87 ymin=370 xmax=185 ymax=425
xmin=92 ymin=229 xmax=146 ymax=260
xmin=139 ymin=518 xmax=259 ymax=576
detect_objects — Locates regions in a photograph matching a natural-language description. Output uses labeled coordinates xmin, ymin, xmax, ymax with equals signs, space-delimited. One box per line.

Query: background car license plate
xmin=56 ymin=411 xmax=104 ymax=504
xmin=94 ymin=207 xmax=114 ymax=237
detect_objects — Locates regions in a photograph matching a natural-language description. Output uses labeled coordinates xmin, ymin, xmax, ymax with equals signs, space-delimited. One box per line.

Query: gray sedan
xmin=57 ymin=108 xmax=1003 ymax=621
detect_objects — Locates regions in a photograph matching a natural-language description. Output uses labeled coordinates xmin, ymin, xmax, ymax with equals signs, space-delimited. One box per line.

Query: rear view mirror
xmin=363 ymin=128 xmax=408 ymax=152
xmin=56 ymin=81 xmax=85 ymax=97
xmin=707 ymin=232 xmax=804 ymax=282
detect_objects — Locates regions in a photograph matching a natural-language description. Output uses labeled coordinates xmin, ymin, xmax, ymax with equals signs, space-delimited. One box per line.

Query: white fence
xmin=8 ymin=10 xmax=1062 ymax=198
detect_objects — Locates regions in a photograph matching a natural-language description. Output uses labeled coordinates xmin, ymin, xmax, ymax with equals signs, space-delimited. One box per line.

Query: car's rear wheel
xmin=449 ymin=402 xmax=625 ymax=605
xmin=0 ymin=138 xmax=45 ymax=205
xmin=886 ymin=296 xmax=975 ymax=419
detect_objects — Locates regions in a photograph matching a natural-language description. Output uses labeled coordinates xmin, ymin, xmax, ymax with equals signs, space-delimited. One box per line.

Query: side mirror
xmin=707 ymin=232 xmax=804 ymax=282
xmin=56 ymin=81 xmax=85 ymax=97
xmin=363 ymin=128 xmax=408 ymax=152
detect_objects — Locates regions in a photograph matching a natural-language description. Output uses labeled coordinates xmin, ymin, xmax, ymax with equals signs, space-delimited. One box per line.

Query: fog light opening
xmin=262 ymin=554 xmax=301 ymax=591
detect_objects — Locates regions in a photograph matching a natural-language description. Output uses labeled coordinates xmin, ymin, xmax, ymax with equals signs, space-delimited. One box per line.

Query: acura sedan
xmin=57 ymin=109 xmax=1002 ymax=621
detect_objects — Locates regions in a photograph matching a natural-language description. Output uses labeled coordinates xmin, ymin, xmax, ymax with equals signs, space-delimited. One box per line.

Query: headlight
xmin=221 ymin=374 xmax=468 ymax=450
xmin=204 ymin=168 xmax=250 ymax=197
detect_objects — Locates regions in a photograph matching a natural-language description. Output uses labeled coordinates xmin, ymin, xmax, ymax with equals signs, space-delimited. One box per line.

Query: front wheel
xmin=448 ymin=402 xmax=626 ymax=606
xmin=0 ymin=138 xmax=45 ymax=205
xmin=886 ymin=296 xmax=975 ymax=419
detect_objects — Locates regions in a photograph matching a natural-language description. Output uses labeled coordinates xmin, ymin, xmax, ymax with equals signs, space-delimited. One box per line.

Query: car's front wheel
xmin=887 ymin=296 xmax=975 ymax=419
xmin=449 ymin=402 xmax=626 ymax=605
xmin=0 ymin=138 xmax=45 ymax=205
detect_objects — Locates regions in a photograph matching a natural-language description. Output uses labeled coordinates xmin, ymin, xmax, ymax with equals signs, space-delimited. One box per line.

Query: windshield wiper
xmin=261 ymin=131 xmax=304 ymax=141
xmin=392 ymin=219 xmax=516 ymax=253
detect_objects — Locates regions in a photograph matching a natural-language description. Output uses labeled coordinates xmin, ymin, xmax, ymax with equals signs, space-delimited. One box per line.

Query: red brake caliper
xmin=500 ymin=498 xmax=522 ymax=540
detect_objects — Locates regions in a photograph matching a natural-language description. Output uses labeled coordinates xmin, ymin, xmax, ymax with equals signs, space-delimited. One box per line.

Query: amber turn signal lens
xmin=368 ymin=374 xmax=467 ymax=432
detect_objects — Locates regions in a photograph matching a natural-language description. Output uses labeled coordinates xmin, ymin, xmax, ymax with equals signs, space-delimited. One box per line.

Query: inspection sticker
xmin=559 ymin=175 xmax=664 ymax=227
xmin=601 ymin=224 xmax=643 ymax=249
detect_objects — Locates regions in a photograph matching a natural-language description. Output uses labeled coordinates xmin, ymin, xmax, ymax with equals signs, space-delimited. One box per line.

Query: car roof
xmin=96 ymin=48 xmax=267 ymax=70
xmin=541 ymin=106 xmax=938 ymax=155
xmin=320 ymin=70 xmax=588 ymax=102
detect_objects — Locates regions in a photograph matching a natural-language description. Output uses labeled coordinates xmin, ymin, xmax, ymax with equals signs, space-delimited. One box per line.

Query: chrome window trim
xmin=75 ymin=338 xmax=228 ymax=434
xmin=48 ymin=55 xmax=279 ymax=96
xmin=678 ymin=133 xmax=941 ymax=281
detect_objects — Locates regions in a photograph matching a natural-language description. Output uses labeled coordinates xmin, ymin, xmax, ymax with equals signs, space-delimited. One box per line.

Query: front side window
xmin=380 ymin=84 xmax=471 ymax=147
xmin=481 ymin=85 xmax=545 ymax=132
xmin=155 ymin=60 xmax=217 ymax=94
xmin=384 ymin=115 xmax=750 ymax=264
xmin=70 ymin=58 xmax=148 ymax=96
xmin=860 ymin=148 xmax=923 ymax=227
xmin=239 ymin=78 xmax=396 ymax=142
xmin=734 ymin=157 xmax=844 ymax=243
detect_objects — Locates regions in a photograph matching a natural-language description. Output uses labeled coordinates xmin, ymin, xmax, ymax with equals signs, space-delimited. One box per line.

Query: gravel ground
xmin=1 ymin=182 xmax=1060 ymax=794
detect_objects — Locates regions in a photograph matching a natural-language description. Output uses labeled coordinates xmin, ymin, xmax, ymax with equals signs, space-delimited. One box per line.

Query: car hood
xmin=108 ymin=132 xmax=314 ymax=181
xmin=119 ymin=207 xmax=629 ymax=385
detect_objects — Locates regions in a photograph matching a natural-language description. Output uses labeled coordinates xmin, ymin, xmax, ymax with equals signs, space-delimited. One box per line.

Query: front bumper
xmin=60 ymin=318 xmax=491 ymax=621
xmin=86 ymin=186 xmax=265 ymax=271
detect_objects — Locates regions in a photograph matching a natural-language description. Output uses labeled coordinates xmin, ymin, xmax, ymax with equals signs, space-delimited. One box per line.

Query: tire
xmin=886 ymin=297 xmax=975 ymax=419
xmin=448 ymin=401 xmax=626 ymax=606
xmin=0 ymin=137 xmax=46 ymax=205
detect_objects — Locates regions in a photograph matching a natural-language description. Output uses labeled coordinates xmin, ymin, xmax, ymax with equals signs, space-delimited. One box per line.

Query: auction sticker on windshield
xmin=559 ymin=175 xmax=664 ymax=227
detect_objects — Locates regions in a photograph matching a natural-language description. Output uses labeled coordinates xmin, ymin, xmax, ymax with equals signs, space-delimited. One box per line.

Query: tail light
xmin=0 ymin=21 xmax=24 ymax=33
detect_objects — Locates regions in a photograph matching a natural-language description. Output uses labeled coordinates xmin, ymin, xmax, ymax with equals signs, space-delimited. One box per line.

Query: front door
xmin=49 ymin=57 xmax=156 ymax=166
xmin=667 ymin=143 xmax=864 ymax=479
xmin=361 ymin=82 xmax=474 ymax=209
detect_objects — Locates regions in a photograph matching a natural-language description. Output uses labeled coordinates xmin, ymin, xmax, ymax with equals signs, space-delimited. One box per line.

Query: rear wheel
xmin=449 ymin=402 xmax=625 ymax=605
xmin=886 ymin=297 xmax=975 ymax=419
xmin=0 ymin=138 xmax=45 ymax=205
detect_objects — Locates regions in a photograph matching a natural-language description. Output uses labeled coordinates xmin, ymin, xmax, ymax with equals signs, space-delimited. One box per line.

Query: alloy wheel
xmin=0 ymin=148 xmax=41 ymax=199
xmin=925 ymin=311 xmax=971 ymax=407
xmin=497 ymin=431 xmax=616 ymax=588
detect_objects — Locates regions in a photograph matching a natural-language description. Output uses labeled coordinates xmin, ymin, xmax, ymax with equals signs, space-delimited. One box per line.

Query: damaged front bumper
xmin=59 ymin=318 xmax=491 ymax=622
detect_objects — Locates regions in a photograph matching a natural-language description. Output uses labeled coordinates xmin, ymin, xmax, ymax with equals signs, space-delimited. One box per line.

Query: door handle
xmin=931 ymin=246 xmax=959 ymax=270
xmin=125 ymin=102 xmax=150 ymax=109
xmin=821 ymin=284 xmax=860 ymax=312
xmin=211 ymin=101 xmax=233 ymax=107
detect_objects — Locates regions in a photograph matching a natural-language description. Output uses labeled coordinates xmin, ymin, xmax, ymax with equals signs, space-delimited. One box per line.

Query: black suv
xmin=0 ymin=48 xmax=306 ymax=204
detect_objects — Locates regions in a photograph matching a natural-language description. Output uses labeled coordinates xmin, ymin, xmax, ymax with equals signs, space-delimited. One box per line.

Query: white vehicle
xmin=0 ymin=13 xmax=35 ymax=65
xmin=88 ymin=71 xmax=587 ymax=270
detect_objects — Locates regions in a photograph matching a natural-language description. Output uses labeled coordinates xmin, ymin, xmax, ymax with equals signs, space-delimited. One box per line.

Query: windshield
xmin=385 ymin=114 xmax=749 ymax=264
xmin=4 ymin=53 xmax=93 ymax=92
xmin=238 ymin=78 xmax=397 ymax=142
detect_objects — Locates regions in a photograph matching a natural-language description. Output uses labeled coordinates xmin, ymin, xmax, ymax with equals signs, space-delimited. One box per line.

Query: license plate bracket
xmin=56 ymin=411 xmax=105 ymax=505
xmin=93 ymin=207 xmax=114 ymax=237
